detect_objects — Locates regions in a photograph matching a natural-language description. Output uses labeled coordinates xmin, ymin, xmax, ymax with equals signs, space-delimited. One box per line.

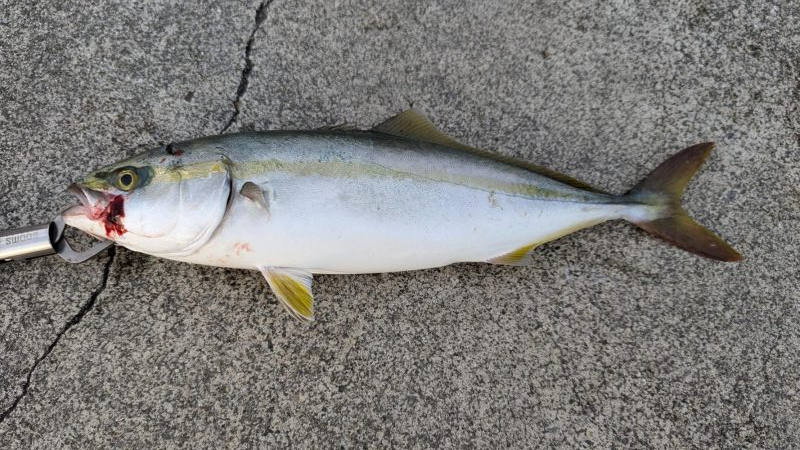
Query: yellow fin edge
xmin=262 ymin=269 xmax=315 ymax=323
xmin=487 ymin=243 xmax=539 ymax=266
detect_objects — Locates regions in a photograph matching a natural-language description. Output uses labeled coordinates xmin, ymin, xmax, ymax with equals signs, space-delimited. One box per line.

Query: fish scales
xmin=165 ymin=130 xmax=622 ymax=272
xmin=63 ymin=109 xmax=741 ymax=322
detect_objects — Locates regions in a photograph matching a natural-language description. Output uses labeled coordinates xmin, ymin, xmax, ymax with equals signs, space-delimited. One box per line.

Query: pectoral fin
xmin=260 ymin=267 xmax=315 ymax=323
xmin=240 ymin=182 xmax=271 ymax=221
xmin=240 ymin=182 xmax=270 ymax=210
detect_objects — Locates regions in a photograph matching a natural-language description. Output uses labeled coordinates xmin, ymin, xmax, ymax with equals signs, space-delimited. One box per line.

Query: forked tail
xmin=626 ymin=142 xmax=742 ymax=261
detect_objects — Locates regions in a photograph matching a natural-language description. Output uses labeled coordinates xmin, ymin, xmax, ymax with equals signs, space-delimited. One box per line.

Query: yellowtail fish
xmin=63 ymin=109 xmax=742 ymax=322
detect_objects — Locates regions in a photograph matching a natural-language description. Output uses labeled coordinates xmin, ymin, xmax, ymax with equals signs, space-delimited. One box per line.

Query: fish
xmin=63 ymin=109 xmax=742 ymax=322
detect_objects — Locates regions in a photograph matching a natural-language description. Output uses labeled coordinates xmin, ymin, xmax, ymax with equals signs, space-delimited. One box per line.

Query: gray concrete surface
xmin=1 ymin=0 xmax=798 ymax=448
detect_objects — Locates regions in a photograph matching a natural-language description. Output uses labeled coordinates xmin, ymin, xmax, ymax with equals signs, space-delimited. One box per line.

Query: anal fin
xmin=260 ymin=267 xmax=315 ymax=323
xmin=487 ymin=219 xmax=609 ymax=266
xmin=487 ymin=243 xmax=539 ymax=266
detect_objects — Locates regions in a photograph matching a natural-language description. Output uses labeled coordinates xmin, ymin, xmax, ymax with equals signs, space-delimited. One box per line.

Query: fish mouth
xmin=64 ymin=183 xmax=106 ymax=218
xmin=64 ymin=183 xmax=127 ymax=238
xmin=66 ymin=183 xmax=92 ymax=208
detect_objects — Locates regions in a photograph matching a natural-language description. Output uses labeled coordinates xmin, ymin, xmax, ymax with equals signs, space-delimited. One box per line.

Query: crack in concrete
xmin=0 ymin=247 xmax=116 ymax=424
xmin=220 ymin=0 xmax=273 ymax=133
xmin=1 ymin=0 xmax=273 ymax=426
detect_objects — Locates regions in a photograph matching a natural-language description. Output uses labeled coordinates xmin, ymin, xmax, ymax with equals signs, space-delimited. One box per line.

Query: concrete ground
xmin=1 ymin=0 xmax=798 ymax=448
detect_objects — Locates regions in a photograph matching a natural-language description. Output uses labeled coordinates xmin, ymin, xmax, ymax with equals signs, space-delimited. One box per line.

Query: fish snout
xmin=66 ymin=183 xmax=110 ymax=218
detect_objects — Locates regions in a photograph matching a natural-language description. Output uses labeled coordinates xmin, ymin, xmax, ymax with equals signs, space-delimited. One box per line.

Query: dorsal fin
xmin=316 ymin=122 xmax=357 ymax=131
xmin=372 ymin=109 xmax=605 ymax=193
xmin=372 ymin=109 xmax=472 ymax=151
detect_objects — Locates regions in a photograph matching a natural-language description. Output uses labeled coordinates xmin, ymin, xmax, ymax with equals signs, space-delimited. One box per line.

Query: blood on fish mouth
xmin=103 ymin=195 xmax=126 ymax=237
xmin=67 ymin=183 xmax=127 ymax=238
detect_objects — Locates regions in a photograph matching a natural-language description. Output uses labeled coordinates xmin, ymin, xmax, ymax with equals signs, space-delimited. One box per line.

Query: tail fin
xmin=627 ymin=142 xmax=742 ymax=262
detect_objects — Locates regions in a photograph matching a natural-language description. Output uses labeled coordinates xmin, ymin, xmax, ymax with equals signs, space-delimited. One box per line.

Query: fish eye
xmin=115 ymin=168 xmax=140 ymax=191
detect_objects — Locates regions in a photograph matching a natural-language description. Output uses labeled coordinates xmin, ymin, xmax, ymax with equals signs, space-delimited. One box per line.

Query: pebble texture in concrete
xmin=1 ymin=0 xmax=798 ymax=448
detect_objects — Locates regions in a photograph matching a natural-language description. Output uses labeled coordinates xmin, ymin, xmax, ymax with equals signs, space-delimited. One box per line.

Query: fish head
xmin=63 ymin=144 xmax=232 ymax=257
